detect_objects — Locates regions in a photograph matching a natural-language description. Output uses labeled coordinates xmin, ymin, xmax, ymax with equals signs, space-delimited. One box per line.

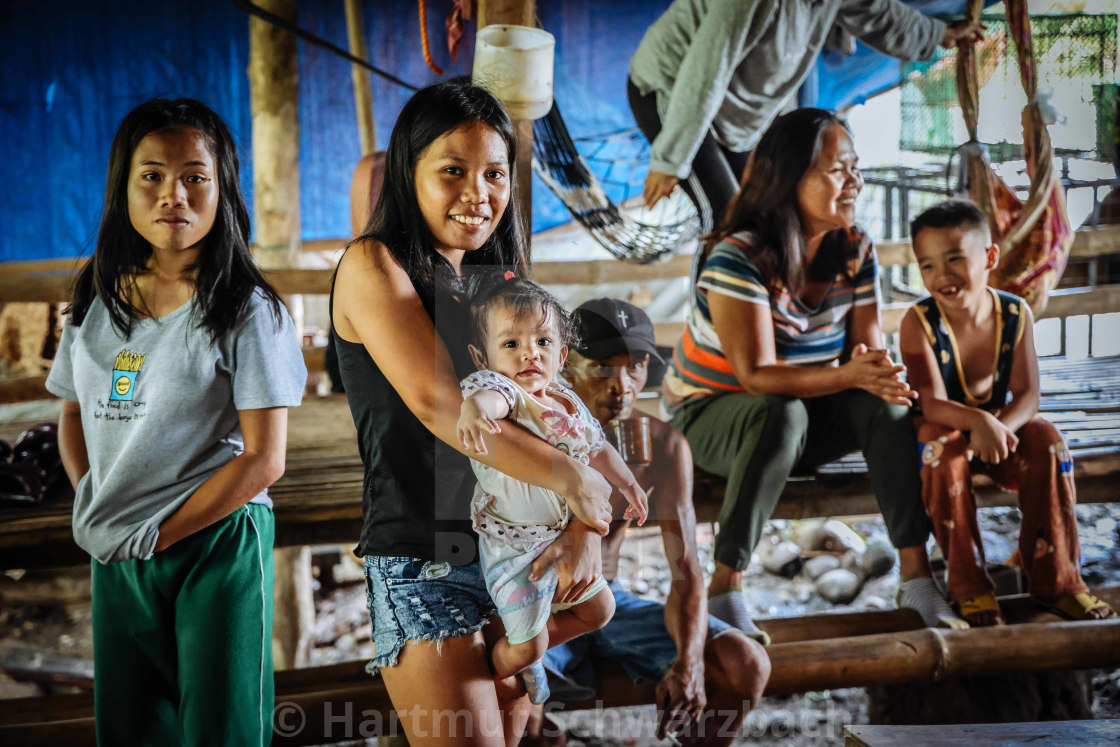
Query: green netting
xmin=899 ymin=13 xmax=1118 ymax=157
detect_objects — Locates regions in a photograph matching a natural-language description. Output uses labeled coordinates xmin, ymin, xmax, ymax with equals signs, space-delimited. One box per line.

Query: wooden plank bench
xmin=688 ymin=354 xmax=1120 ymax=522
xmin=1 ymin=356 xmax=1117 ymax=569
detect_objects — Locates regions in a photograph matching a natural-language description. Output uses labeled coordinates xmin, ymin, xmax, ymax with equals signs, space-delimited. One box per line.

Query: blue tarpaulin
xmin=0 ymin=0 xmax=979 ymax=262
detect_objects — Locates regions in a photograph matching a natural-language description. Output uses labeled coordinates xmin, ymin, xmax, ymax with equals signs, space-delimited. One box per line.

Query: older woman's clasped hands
xmin=844 ymin=344 xmax=918 ymax=407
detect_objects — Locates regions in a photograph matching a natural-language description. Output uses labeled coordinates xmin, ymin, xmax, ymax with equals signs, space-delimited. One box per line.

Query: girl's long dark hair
xmin=353 ymin=78 xmax=529 ymax=290
xmin=706 ymin=108 xmax=853 ymax=295
xmin=69 ymin=97 xmax=282 ymax=341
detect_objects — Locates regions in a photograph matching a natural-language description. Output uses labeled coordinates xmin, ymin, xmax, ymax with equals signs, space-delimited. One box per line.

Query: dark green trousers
xmin=672 ymin=390 xmax=930 ymax=571
xmin=91 ymin=503 xmax=275 ymax=746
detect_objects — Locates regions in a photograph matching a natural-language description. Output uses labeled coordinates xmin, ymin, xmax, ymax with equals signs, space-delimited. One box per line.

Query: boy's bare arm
xmin=899 ymin=309 xmax=986 ymax=430
xmin=998 ymin=303 xmax=1041 ymax=433
xmin=900 ymin=308 xmax=1018 ymax=462
xmin=588 ymin=444 xmax=648 ymax=525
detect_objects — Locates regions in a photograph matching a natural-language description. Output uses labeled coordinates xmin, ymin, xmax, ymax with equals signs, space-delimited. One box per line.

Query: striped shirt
xmin=662 ymin=227 xmax=880 ymax=414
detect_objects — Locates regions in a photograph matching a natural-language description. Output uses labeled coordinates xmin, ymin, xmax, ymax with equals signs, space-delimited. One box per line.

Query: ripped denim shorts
xmin=363 ymin=555 xmax=496 ymax=675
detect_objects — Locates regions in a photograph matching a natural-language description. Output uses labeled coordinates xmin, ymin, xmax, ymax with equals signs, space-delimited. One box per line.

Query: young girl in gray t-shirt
xmin=47 ymin=98 xmax=305 ymax=746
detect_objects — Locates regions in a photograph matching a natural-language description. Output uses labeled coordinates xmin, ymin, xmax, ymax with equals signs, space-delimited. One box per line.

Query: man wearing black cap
xmin=528 ymin=298 xmax=769 ymax=744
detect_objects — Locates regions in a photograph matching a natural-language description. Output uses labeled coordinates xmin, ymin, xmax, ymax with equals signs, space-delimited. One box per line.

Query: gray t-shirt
xmin=46 ymin=290 xmax=307 ymax=564
xmin=629 ymin=0 xmax=945 ymax=178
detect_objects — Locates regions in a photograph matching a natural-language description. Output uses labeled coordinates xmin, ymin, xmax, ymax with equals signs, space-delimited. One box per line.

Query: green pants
xmin=672 ymin=390 xmax=930 ymax=571
xmin=91 ymin=503 xmax=275 ymax=747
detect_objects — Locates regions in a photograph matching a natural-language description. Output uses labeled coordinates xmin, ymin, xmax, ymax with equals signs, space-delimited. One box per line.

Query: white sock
xmin=898 ymin=576 xmax=969 ymax=629
xmin=708 ymin=590 xmax=772 ymax=645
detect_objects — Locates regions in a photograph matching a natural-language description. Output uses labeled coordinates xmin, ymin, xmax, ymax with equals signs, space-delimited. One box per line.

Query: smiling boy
xmin=899 ymin=200 xmax=1113 ymax=626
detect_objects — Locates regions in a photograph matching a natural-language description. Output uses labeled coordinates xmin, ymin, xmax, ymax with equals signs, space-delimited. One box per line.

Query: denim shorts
xmin=544 ymin=580 xmax=735 ymax=690
xmin=363 ymin=555 xmax=496 ymax=675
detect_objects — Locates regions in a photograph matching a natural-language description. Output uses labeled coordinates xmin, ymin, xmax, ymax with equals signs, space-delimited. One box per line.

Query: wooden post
xmin=478 ymin=0 xmax=536 ymax=249
xmin=344 ymin=0 xmax=376 ymax=155
xmin=249 ymin=0 xmax=301 ymax=272
xmin=248 ymin=0 xmax=314 ymax=671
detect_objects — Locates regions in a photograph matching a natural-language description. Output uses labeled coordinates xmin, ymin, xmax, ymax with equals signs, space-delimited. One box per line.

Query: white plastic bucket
xmin=472 ymin=25 xmax=555 ymax=120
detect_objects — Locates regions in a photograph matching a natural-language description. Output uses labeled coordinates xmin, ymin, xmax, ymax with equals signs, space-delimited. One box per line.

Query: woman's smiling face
xmin=795 ymin=124 xmax=863 ymax=238
xmin=413 ymin=122 xmax=511 ymax=265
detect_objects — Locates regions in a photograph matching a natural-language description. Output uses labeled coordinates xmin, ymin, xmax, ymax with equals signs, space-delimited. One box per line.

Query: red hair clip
xmin=503 ymin=271 xmax=516 ymax=281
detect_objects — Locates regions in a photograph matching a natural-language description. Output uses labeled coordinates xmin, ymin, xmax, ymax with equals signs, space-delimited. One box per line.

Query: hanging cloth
xmin=954 ymin=0 xmax=1074 ymax=313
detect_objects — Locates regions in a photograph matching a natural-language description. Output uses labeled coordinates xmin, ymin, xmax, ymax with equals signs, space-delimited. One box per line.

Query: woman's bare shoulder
xmin=337 ymin=239 xmax=413 ymax=294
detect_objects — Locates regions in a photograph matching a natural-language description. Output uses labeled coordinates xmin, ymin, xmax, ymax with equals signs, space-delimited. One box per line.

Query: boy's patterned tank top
xmin=912 ymin=287 xmax=1026 ymax=412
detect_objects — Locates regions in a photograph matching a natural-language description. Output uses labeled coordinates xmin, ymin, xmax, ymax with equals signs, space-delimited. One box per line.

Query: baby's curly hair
xmin=465 ymin=271 xmax=579 ymax=351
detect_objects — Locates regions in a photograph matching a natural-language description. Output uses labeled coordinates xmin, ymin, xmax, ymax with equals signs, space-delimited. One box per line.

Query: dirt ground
xmin=1 ymin=504 xmax=1117 ymax=745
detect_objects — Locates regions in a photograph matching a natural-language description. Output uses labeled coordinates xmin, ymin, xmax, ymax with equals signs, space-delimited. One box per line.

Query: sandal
xmin=1035 ymin=592 xmax=1116 ymax=621
xmin=957 ymin=593 xmax=1004 ymax=626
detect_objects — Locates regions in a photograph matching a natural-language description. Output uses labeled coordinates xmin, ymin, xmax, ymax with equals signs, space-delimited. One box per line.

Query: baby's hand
xmin=619 ymin=481 xmax=649 ymax=527
xmin=457 ymin=398 xmax=501 ymax=456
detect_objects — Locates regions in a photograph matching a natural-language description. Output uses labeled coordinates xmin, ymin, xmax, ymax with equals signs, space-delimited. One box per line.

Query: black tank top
xmin=912 ymin=288 xmax=1026 ymax=413
xmin=330 ymin=259 xmax=478 ymax=564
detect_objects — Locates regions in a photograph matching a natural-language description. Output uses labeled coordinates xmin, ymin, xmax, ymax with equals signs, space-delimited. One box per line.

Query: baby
xmin=457 ymin=273 xmax=648 ymax=703
xmin=900 ymin=199 xmax=1114 ymax=626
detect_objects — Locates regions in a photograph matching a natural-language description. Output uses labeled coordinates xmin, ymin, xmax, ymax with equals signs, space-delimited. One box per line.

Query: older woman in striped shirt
xmin=662 ymin=108 xmax=966 ymax=639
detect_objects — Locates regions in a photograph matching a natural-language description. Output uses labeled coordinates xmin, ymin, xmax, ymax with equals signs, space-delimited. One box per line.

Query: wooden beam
xmin=873 ymin=223 xmax=1120 ymax=267
xmin=265 ymin=269 xmax=336 ymax=296
xmin=877 ymin=284 xmax=1120 ymax=334
xmin=535 ymin=254 xmax=693 ymax=285
xmin=1039 ymin=284 xmax=1120 ymax=320
xmin=5 ymin=220 xmax=1116 ymax=286
xmin=0 ymin=375 xmax=49 ymax=405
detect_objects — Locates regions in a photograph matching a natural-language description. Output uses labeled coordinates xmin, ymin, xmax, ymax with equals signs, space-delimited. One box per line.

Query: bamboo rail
xmin=3 ymin=591 xmax=1118 ymax=745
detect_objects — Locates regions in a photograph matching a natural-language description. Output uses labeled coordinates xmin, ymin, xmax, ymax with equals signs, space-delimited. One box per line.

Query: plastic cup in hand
xmin=606 ymin=417 xmax=652 ymax=466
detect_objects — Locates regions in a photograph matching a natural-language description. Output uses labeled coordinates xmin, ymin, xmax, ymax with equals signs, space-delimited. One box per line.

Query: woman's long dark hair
xmin=706 ymin=108 xmax=854 ymax=295
xmin=69 ymin=97 xmax=282 ymax=341
xmin=353 ymin=78 xmax=529 ymax=289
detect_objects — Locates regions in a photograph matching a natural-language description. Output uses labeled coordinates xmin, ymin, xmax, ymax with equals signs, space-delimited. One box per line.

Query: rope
xmin=418 ymin=0 xmax=444 ymax=76
xmin=229 ymin=0 xmax=420 ymax=91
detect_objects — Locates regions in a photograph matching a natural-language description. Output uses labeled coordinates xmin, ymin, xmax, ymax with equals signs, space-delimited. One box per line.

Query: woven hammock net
xmin=532 ymin=102 xmax=700 ymax=265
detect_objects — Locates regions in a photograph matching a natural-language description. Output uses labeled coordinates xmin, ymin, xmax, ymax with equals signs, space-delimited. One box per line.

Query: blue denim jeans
xmin=363 ymin=555 xmax=496 ymax=674
xmin=544 ymin=580 xmax=734 ymax=690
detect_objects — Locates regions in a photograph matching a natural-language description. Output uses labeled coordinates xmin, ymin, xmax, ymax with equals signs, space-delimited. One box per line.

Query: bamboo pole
xmin=478 ymin=0 xmax=537 ymax=247
xmin=765 ymin=618 xmax=1120 ymax=696
xmin=343 ymin=0 xmax=376 ymax=155
xmin=7 ymin=612 xmax=1118 ymax=743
